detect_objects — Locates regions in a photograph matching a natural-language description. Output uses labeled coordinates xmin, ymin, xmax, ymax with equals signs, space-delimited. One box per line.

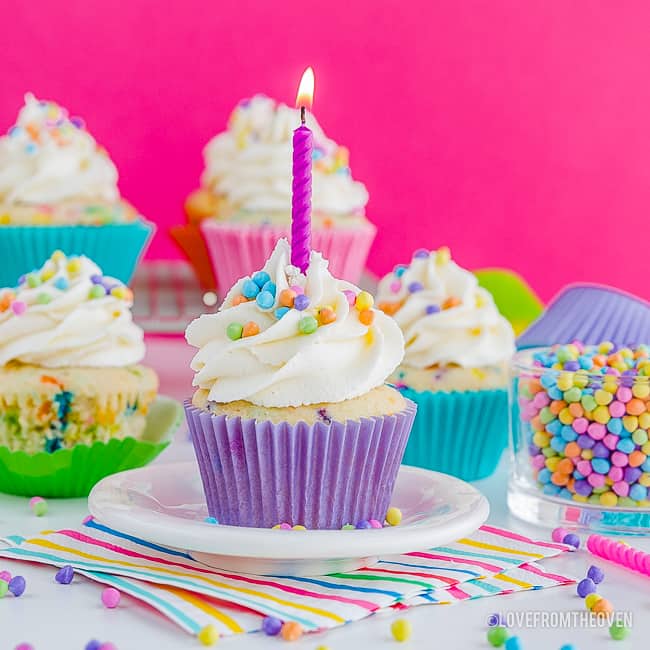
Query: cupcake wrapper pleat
xmin=200 ymin=221 xmax=376 ymax=291
xmin=185 ymin=399 xmax=416 ymax=529
xmin=0 ymin=222 xmax=154 ymax=286
xmin=400 ymin=388 xmax=508 ymax=481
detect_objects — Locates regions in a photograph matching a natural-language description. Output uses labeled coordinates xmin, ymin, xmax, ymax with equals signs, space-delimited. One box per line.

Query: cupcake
xmin=188 ymin=95 xmax=375 ymax=290
xmin=376 ymin=247 xmax=515 ymax=480
xmin=185 ymin=238 xmax=415 ymax=529
xmin=0 ymin=93 xmax=153 ymax=286
xmin=0 ymin=251 xmax=160 ymax=496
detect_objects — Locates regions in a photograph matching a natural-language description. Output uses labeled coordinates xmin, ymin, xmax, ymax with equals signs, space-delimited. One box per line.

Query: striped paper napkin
xmin=0 ymin=521 xmax=576 ymax=637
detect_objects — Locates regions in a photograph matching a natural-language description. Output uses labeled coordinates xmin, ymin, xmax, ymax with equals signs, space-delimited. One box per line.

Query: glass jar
xmin=508 ymin=346 xmax=650 ymax=534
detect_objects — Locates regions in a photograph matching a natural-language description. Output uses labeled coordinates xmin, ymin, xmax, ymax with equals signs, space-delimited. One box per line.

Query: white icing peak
xmin=186 ymin=238 xmax=404 ymax=407
xmin=376 ymin=248 xmax=515 ymax=368
xmin=201 ymin=95 xmax=369 ymax=215
xmin=0 ymin=93 xmax=119 ymax=204
xmin=0 ymin=252 xmax=144 ymax=368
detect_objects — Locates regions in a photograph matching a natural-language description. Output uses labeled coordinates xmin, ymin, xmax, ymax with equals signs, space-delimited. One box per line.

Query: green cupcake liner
xmin=0 ymin=221 xmax=154 ymax=286
xmin=0 ymin=395 xmax=183 ymax=498
xmin=399 ymin=387 xmax=509 ymax=481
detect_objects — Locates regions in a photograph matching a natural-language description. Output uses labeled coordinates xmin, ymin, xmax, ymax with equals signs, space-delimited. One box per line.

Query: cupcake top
xmin=0 ymin=251 xmax=144 ymax=368
xmin=376 ymin=247 xmax=515 ymax=368
xmin=186 ymin=238 xmax=404 ymax=407
xmin=201 ymin=95 xmax=369 ymax=218
xmin=0 ymin=93 xmax=120 ymax=209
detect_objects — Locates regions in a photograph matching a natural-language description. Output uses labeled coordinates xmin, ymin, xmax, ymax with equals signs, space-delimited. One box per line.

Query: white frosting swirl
xmin=376 ymin=248 xmax=515 ymax=368
xmin=0 ymin=93 xmax=119 ymax=204
xmin=202 ymin=95 xmax=368 ymax=216
xmin=186 ymin=239 xmax=403 ymax=407
xmin=0 ymin=254 xmax=144 ymax=368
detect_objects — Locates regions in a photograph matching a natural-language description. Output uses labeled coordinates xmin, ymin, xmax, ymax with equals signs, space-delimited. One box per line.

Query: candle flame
xmin=296 ymin=67 xmax=315 ymax=111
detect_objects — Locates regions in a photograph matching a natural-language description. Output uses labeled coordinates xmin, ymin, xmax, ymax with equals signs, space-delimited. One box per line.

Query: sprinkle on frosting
xmin=201 ymin=95 xmax=369 ymax=216
xmin=0 ymin=251 xmax=142 ymax=367
xmin=186 ymin=238 xmax=404 ymax=407
xmin=376 ymin=247 xmax=515 ymax=368
xmin=0 ymin=93 xmax=119 ymax=206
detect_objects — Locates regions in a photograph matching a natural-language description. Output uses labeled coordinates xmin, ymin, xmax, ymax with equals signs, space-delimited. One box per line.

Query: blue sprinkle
xmin=607 ymin=418 xmax=623 ymax=435
xmin=54 ymin=277 xmax=69 ymax=291
xmin=252 ymin=271 xmax=271 ymax=288
xmin=204 ymin=517 xmax=219 ymax=525
xmin=274 ymin=307 xmax=290 ymax=319
xmin=393 ymin=265 xmax=407 ymax=278
xmin=425 ymin=305 xmax=440 ymax=315
xmin=25 ymin=142 xmax=37 ymax=154
xmin=241 ymin=279 xmax=260 ymax=299
xmin=407 ymin=281 xmax=424 ymax=293
xmin=617 ymin=438 xmax=635 ymax=453
xmin=261 ymin=281 xmax=276 ymax=296
xmin=413 ymin=248 xmax=430 ymax=259
xmin=255 ymin=291 xmax=275 ymax=310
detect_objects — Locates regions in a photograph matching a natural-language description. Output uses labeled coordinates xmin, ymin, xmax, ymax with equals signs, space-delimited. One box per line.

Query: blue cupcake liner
xmin=0 ymin=221 xmax=154 ymax=286
xmin=398 ymin=387 xmax=509 ymax=481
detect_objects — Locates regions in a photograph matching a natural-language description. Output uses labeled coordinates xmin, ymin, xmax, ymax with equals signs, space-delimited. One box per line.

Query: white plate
xmin=88 ymin=462 xmax=489 ymax=576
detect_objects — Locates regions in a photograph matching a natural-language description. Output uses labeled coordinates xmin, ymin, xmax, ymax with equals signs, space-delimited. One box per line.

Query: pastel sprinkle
xmin=241 ymin=279 xmax=260 ymax=299
xmin=242 ymin=321 xmax=260 ymax=337
xmin=31 ymin=498 xmax=47 ymax=516
xmin=343 ymin=290 xmax=356 ymax=306
xmin=36 ymin=292 xmax=52 ymax=305
xmin=355 ymin=291 xmax=374 ymax=311
xmin=262 ymin=616 xmax=283 ymax=636
xmin=274 ymin=307 xmax=290 ymax=319
xmin=55 ymin=565 xmax=74 ymax=584
xmin=255 ymin=290 xmax=275 ymax=309
xmin=8 ymin=575 xmax=26 ymax=597
xmin=390 ymin=618 xmax=412 ymax=642
xmin=279 ymin=289 xmax=296 ymax=307
xmin=386 ymin=507 xmax=402 ymax=526
xmin=425 ymin=304 xmax=440 ymax=315
xmin=281 ymin=621 xmax=303 ymax=641
xmin=226 ymin=322 xmax=243 ymax=340
xmin=252 ymin=271 xmax=271 ymax=288
xmin=101 ymin=587 xmax=121 ymax=609
xmin=26 ymin=274 xmax=41 ymax=288
xmin=11 ymin=301 xmax=26 ymax=315
xmin=487 ymin=626 xmax=508 ymax=647
xmin=294 ymin=294 xmax=310 ymax=311
xmin=198 ymin=624 xmax=219 ymax=646
xmin=204 ymin=517 xmax=218 ymax=524
xmin=355 ymin=520 xmax=372 ymax=529
xmin=299 ymin=316 xmax=318 ymax=335
xmin=407 ymin=281 xmax=423 ymax=293
xmin=54 ymin=277 xmax=69 ymax=291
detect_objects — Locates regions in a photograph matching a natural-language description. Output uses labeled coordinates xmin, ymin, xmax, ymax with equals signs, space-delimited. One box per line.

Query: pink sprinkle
xmin=551 ymin=527 xmax=568 ymax=543
xmin=98 ymin=644 xmax=117 ymax=650
xmin=11 ymin=300 xmax=27 ymax=315
xmin=603 ymin=434 xmax=619 ymax=451
xmin=28 ymin=496 xmax=44 ymax=508
xmin=611 ymin=451 xmax=629 ymax=468
xmin=0 ymin=570 xmax=11 ymax=582
xmin=369 ymin=519 xmax=383 ymax=529
xmin=608 ymin=466 xmax=624 ymax=482
xmin=101 ymin=587 xmax=121 ymax=609
xmin=532 ymin=392 xmax=551 ymax=409
xmin=389 ymin=280 xmax=402 ymax=294
xmin=572 ymin=417 xmax=589 ymax=434
xmin=609 ymin=401 xmax=626 ymax=418
xmin=576 ymin=460 xmax=592 ymax=476
xmin=290 ymin=285 xmax=304 ymax=295
xmin=613 ymin=481 xmax=630 ymax=497
xmin=616 ymin=386 xmax=633 ymax=403
xmin=342 ymin=290 xmax=356 ymax=306
xmin=15 ymin=644 xmax=34 ymax=650
xmin=587 ymin=423 xmax=606 ymax=440
xmin=532 ymin=454 xmax=546 ymax=470
xmin=588 ymin=473 xmax=606 ymax=488
xmin=279 ymin=522 xmax=292 ymax=530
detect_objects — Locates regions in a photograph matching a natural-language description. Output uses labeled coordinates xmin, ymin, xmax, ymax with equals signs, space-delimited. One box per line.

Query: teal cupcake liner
xmin=0 ymin=221 xmax=154 ymax=286
xmin=0 ymin=395 xmax=183 ymax=498
xmin=399 ymin=387 xmax=509 ymax=481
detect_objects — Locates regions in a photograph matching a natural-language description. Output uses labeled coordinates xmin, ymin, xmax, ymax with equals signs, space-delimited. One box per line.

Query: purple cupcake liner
xmin=184 ymin=398 xmax=416 ymax=529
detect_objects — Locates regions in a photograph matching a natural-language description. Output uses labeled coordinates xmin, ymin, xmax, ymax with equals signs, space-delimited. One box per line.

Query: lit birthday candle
xmin=291 ymin=67 xmax=315 ymax=273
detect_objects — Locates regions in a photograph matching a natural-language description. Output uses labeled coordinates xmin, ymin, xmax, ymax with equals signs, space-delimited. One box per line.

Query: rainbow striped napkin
xmin=0 ymin=521 xmax=576 ymax=637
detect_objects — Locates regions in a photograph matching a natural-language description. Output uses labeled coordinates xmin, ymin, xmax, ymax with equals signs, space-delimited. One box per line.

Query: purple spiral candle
xmin=291 ymin=118 xmax=313 ymax=273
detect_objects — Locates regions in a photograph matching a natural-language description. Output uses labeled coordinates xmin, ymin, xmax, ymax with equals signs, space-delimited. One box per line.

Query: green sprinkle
xmin=341 ymin=524 xmax=355 ymax=530
xmin=226 ymin=323 xmax=243 ymax=341
xmin=298 ymin=316 xmax=318 ymax=335
xmin=609 ymin=622 xmax=630 ymax=641
xmin=0 ymin=580 xmax=7 ymax=598
xmin=26 ymin=274 xmax=41 ymax=288
xmin=36 ymin=292 xmax=52 ymax=305
xmin=487 ymin=626 xmax=508 ymax=647
xmin=563 ymin=387 xmax=582 ymax=403
xmin=88 ymin=285 xmax=105 ymax=299
xmin=32 ymin=500 xmax=48 ymax=517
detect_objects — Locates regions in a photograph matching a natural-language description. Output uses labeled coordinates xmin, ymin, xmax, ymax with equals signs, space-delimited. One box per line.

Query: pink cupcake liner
xmin=184 ymin=398 xmax=416 ymax=529
xmin=200 ymin=220 xmax=376 ymax=291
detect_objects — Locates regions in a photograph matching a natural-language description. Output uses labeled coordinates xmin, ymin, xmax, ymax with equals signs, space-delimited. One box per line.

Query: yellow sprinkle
xmin=0 ymin=214 xmax=10 ymax=225
xmin=198 ymin=624 xmax=219 ymax=646
xmin=391 ymin=618 xmax=412 ymax=642
xmin=41 ymin=268 xmax=55 ymax=282
xmin=435 ymin=246 xmax=451 ymax=265
xmin=364 ymin=328 xmax=374 ymax=345
xmin=557 ymin=373 xmax=574 ymax=391
xmin=111 ymin=286 xmax=127 ymax=299
xmin=292 ymin=525 xmax=306 ymax=531
xmin=471 ymin=368 xmax=487 ymax=380
xmin=469 ymin=327 xmax=482 ymax=337
xmin=66 ymin=258 xmax=81 ymax=274
xmin=33 ymin=212 xmax=51 ymax=225
xmin=51 ymin=250 xmax=65 ymax=263
xmin=386 ymin=507 xmax=402 ymax=526
xmin=475 ymin=293 xmax=486 ymax=308
xmin=355 ymin=290 xmax=374 ymax=311
xmin=585 ymin=593 xmax=602 ymax=610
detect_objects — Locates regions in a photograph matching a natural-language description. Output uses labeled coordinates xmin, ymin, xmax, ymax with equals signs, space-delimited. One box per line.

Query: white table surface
xmin=2 ymin=336 xmax=649 ymax=650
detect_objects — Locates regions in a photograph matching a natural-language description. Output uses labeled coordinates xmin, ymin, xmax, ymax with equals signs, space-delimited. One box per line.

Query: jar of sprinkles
xmin=508 ymin=342 xmax=650 ymax=534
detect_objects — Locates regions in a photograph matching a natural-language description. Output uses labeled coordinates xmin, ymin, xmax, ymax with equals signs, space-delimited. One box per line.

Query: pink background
xmin=2 ymin=1 xmax=649 ymax=301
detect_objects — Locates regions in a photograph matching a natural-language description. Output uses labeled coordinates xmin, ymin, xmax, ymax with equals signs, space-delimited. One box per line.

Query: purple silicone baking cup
xmin=184 ymin=398 xmax=416 ymax=529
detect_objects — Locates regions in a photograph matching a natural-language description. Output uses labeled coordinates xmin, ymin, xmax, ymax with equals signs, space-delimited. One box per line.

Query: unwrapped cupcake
xmin=0 ymin=93 xmax=153 ymax=286
xmin=185 ymin=238 xmax=415 ymax=529
xmin=187 ymin=95 xmax=375 ymax=290
xmin=0 ymin=251 xmax=161 ymax=497
xmin=377 ymin=247 xmax=515 ymax=480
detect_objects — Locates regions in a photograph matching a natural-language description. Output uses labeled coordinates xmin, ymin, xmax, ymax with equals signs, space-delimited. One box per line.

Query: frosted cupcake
xmin=0 ymin=93 xmax=153 ymax=286
xmin=187 ymin=95 xmax=375 ymax=290
xmin=0 ymin=251 xmax=160 ymax=496
xmin=376 ymin=247 xmax=515 ymax=480
xmin=185 ymin=238 xmax=415 ymax=529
